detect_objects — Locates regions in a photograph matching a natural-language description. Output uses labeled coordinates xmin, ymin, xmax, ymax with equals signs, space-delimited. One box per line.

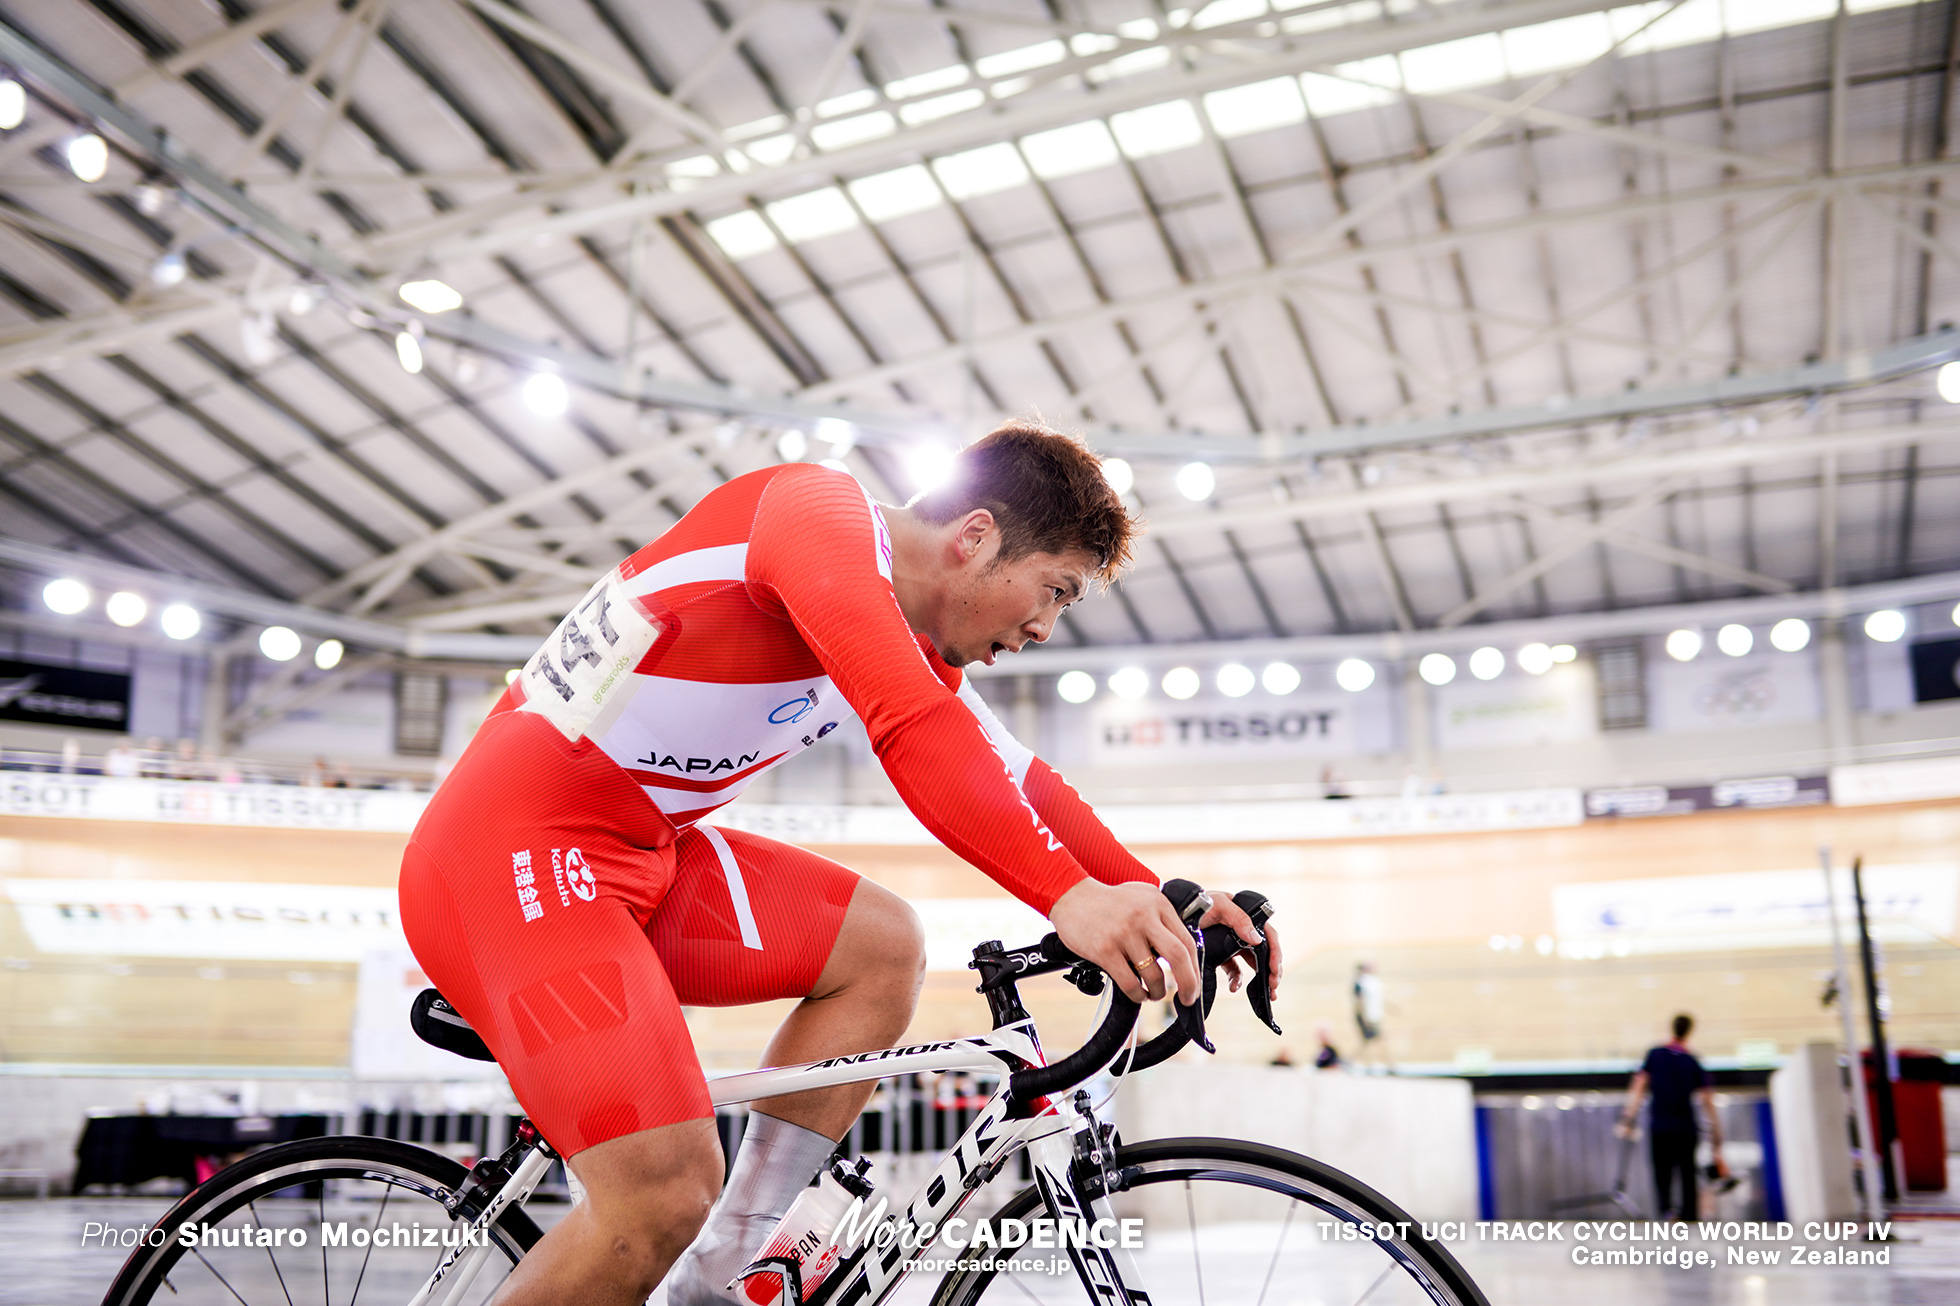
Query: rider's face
xmin=937 ymin=540 xmax=1097 ymax=669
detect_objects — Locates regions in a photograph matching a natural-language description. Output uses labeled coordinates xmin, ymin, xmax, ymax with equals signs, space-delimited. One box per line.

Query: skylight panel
xmin=817 ymin=88 xmax=878 ymax=118
xmin=975 ymin=41 xmax=1066 ymax=79
xmin=1204 ymin=76 xmax=1306 ymax=138
xmin=1070 ymin=32 xmax=1120 ymax=56
xmin=811 ymin=112 xmax=895 ymax=150
xmin=1398 ymin=33 xmax=1507 ymax=96
xmin=727 ymin=115 xmax=787 ymax=140
xmin=849 ymin=165 xmax=942 ymax=221
xmin=1613 ymin=0 xmax=1714 ymax=54
xmin=706 ymin=210 xmax=777 ymax=259
xmin=933 ymin=143 xmax=1030 ymax=199
xmin=1020 ymin=120 xmax=1120 ymax=179
xmin=1724 ymin=0 xmax=1839 ymax=34
xmin=1301 ymin=67 xmax=1396 ymax=117
xmin=766 ymin=187 xmax=859 ymax=242
xmin=900 ymin=88 xmax=986 ymax=125
xmin=887 ymin=66 xmax=969 ymax=100
xmin=1191 ymin=0 xmax=1267 ymax=30
xmin=1502 ymin=13 xmax=1614 ymax=80
xmin=1110 ymin=100 xmax=1204 ymax=158
xmin=666 ymin=155 xmax=719 ymax=191
xmin=742 ymin=135 xmax=796 ymax=167
xmin=1117 ymin=18 xmax=1158 ymax=38
xmin=1088 ymin=47 xmax=1172 ymax=83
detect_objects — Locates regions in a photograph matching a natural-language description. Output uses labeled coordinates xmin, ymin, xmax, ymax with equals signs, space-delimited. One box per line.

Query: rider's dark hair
xmin=909 ymin=420 xmax=1138 ymax=587
xmin=1672 ymin=1013 xmax=1693 ymax=1040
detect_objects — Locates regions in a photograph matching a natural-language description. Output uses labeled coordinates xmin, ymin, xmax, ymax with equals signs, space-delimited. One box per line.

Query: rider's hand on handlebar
xmin=1201 ymin=896 xmax=1284 ymax=1002
xmin=1049 ymin=879 xmax=1201 ymax=1005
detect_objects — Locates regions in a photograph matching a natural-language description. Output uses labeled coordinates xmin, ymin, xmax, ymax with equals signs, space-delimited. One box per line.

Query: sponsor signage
xmin=1830 ymin=755 xmax=1960 ymax=807
xmin=1908 ymin=637 xmax=1960 ymax=703
xmin=1552 ymin=864 xmax=1959 ymax=955
xmin=1586 ymin=774 xmax=1829 ymax=819
xmin=0 ymin=657 xmax=131 ymax=732
xmin=1 ymin=878 xmax=403 ymax=961
xmin=1087 ymin=692 xmax=1354 ymax=765
xmin=0 ymin=773 xmax=430 ymax=832
xmin=1647 ymin=651 xmax=1820 ymax=733
xmin=352 ymin=949 xmax=505 ymax=1080
xmin=1434 ymin=664 xmax=1596 ymax=751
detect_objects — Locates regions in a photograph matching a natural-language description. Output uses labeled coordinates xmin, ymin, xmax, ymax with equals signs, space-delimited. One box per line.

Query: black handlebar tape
xmin=1007 ymin=990 xmax=1141 ymax=1103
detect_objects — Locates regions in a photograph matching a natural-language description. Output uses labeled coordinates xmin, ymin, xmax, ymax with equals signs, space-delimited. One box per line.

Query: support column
xmin=1402 ymin=664 xmax=1433 ymax=785
xmin=198 ymin=650 xmax=232 ymax=753
xmin=1819 ymin=617 xmax=1855 ymax=762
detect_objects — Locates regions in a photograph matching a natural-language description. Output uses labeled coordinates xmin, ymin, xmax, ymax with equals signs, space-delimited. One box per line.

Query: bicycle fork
xmin=1027 ymin=1093 xmax=1151 ymax=1306
xmin=407 ymin=1127 xmax=557 ymax=1306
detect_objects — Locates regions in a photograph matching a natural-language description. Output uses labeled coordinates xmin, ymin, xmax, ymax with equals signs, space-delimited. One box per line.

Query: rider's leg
xmin=491 ymin=1117 xmax=723 ymax=1306
xmin=663 ymin=866 xmax=926 ymax=1306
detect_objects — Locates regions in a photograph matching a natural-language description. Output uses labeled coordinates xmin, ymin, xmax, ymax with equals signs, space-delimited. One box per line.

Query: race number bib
xmin=518 ymin=571 xmax=660 ymax=743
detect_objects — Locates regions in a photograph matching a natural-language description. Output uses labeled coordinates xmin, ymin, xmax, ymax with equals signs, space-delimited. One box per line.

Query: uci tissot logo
xmin=768 ymin=687 xmax=820 ymax=725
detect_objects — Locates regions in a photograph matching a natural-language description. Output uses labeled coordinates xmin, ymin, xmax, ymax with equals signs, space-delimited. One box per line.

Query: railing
xmin=0 ymin=746 xmax=436 ymax=792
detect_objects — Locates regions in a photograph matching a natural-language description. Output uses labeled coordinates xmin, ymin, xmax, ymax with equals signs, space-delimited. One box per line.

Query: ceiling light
xmin=398 ymin=279 xmax=463 ymax=313
xmin=1101 ymin=457 xmax=1133 ymax=496
xmin=1162 ymin=666 xmax=1200 ymax=700
xmin=505 ymin=668 xmax=522 ymax=685
xmin=1664 ymin=629 xmax=1702 ymax=661
xmin=818 ymin=457 xmax=852 ymax=475
xmin=159 ymin=603 xmax=201 ymax=640
xmin=395 ymin=331 xmax=423 ymax=374
xmin=1175 ymin=461 xmax=1215 ymax=501
xmin=239 ymin=312 xmax=277 ymax=366
xmin=42 ymin=578 xmax=88 ymax=614
xmin=522 ymin=371 xmax=569 ymax=417
xmin=1057 ymin=670 xmax=1096 ymax=703
xmin=314 ymin=638 xmax=344 ymax=670
xmin=105 ymin=591 xmax=146 ymax=627
xmin=1953 ymin=600 xmax=1960 ymax=627
xmin=259 ymin=626 xmax=302 ymax=662
xmin=1551 ymin=643 xmax=1577 ymax=663
xmin=1939 ymin=361 xmax=1960 ymax=404
xmin=0 ymin=78 xmax=23 ymax=131
xmin=1334 ymin=657 xmax=1375 ymax=692
xmin=134 ymin=181 xmax=169 ymax=215
xmin=1469 ymin=646 xmax=1504 ymax=680
xmin=814 ymin=417 xmax=856 ymax=448
xmin=1262 ymin=661 xmax=1301 ymax=695
xmin=1516 ymin=642 xmax=1554 ymax=675
xmin=1864 ymin=609 xmax=1906 ymax=643
xmin=287 ymin=286 xmax=318 ymax=315
xmin=1418 ymin=653 xmax=1456 ymax=686
xmin=1769 ymin=618 xmax=1811 ymax=652
xmin=1716 ymin=623 xmax=1753 ymax=657
xmin=777 ymin=428 xmax=808 ymax=461
xmin=1108 ymin=666 xmax=1149 ymax=700
xmin=1216 ymin=662 xmax=1254 ymax=697
xmin=904 ymin=443 xmax=957 ymax=494
xmin=66 ymin=133 xmax=108 ymax=182
xmin=149 ymin=251 xmax=185 ymax=288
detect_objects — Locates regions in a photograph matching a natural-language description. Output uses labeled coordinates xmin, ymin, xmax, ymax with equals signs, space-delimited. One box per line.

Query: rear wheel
xmin=100 ymin=1134 xmax=544 ymax=1306
xmin=932 ymin=1137 xmax=1488 ymax=1306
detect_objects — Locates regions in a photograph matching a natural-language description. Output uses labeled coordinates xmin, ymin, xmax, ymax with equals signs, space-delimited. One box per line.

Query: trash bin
xmin=1862 ymin=1048 xmax=1949 ymax=1192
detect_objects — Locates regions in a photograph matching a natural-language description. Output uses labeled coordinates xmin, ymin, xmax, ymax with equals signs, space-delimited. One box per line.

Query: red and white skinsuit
xmin=400 ymin=464 xmax=1152 ymax=1155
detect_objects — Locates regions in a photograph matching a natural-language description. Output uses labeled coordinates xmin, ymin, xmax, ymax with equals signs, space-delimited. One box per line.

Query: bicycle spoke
xmin=248 ymin=1202 xmax=297 ymax=1306
xmin=348 ymin=1179 xmax=391 ymax=1305
xmin=1350 ymin=1260 xmax=1398 ymax=1306
xmin=1182 ymin=1180 xmax=1204 ymax=1306
xmin=318 ymin=1186 xmax=330 ymax=1306
xmin=1253 ymin=1201 xmax=1295 ymax=1306
xmin=190 ymin=1247 xmax=253 ymax=1306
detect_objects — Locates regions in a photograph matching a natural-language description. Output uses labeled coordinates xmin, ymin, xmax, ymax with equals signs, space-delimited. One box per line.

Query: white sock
xmin=665 ymin=1113 xmax=839 ymax=1306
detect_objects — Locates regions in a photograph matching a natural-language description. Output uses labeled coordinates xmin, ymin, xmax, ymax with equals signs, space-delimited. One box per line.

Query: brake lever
xmin=1159 ymin=879 xmax=1215 ymax=1053
xmin=1234 ymin=890 xmax=1283 ymax=1036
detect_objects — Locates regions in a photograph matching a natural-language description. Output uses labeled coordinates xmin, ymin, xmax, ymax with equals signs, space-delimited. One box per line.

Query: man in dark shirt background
xmin=1617 ymin=1013 xmax=1728 ymax=1220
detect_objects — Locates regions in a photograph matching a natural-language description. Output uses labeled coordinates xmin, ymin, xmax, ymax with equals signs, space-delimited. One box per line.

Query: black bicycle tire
xmin=100 ymin=1134 xmax=545 ymax=1306
xmin=928 ymin=1136 xmax=1490 ymax=1306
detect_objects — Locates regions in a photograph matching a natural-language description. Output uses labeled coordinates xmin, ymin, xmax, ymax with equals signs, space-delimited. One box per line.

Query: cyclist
xmin=399 ymin=421 xmax=1283 ymax=1306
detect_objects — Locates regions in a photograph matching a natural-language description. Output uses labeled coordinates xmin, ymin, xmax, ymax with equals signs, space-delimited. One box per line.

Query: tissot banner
xmin=0 ymin=657 xmax=131 ymax=731
xmin=1087 ymin=692 xmax=1354 ymax=765
xmin=1646 ymin=649 xmax=1820 ymax=732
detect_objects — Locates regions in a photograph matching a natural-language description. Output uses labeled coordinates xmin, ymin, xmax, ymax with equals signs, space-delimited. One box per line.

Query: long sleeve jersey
xmin=506 ymin=463 xmax=1153 ymax=914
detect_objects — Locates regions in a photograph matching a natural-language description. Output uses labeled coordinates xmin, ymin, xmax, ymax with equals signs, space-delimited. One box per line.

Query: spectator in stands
xmin=59 ymin=738 xmax=80 ymax=774
xmin=1352 ymin=961 xmax=1387 ymax=1071
xmin=1269 ymin=1047 xmax=1296 ymax=1067
xmin=104 ymin=740 xmax=139 ymax=778
xmin=1618 ymin=1013 xmax=1728 ymax=1221
xmin=1320 ymin=765 xmax=1350 ymax=799
xmin=1314 ymin=1026 xmax=1342 ymax=1070
xmin=138 ymin=737 xmax=168 ymax=779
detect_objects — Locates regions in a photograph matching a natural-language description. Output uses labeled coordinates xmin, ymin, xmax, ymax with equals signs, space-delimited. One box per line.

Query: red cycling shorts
xmin=399 ymin=709 xmax=859 ymax=1157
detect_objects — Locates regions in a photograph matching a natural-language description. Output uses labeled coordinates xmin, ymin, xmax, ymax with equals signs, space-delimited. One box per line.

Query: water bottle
xmin=735 ymin=1158 xmax=876 ymax=1305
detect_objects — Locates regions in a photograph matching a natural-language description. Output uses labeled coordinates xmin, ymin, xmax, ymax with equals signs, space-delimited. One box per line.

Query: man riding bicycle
xmin=399 ymin=421 xmax=1285 ymax=1306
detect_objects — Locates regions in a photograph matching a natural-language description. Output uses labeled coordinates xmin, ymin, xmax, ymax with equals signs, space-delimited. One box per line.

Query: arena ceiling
xmin=0 ymin=0 xmax=1957 ymax=673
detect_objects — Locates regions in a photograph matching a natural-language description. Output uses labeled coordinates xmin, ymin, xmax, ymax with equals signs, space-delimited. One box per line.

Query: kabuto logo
xmin=563 ymin=848 xmax=596 ymax=901
xmin=768 ymin=687 xmax=820 ymax=725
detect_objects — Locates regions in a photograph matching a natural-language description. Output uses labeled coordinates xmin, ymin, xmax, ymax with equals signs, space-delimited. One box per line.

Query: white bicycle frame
xmin=407 ymin=1018 xmax=1149 ymax=1306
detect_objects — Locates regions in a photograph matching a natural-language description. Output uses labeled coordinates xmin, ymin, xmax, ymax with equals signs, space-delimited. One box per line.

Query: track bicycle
xmin=102 ymin=880 xmax=1489 ymax=1306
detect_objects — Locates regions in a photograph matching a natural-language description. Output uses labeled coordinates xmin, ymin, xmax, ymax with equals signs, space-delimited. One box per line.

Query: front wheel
xmin=932 ymin=1137 xmax=1489 ymax=1306
xmin=100 ymin=1134 xmax=544 ymax=1306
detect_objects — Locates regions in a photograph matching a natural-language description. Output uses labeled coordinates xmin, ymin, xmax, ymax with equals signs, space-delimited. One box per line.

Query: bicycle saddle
xmin=411 ymin=988 xmax=497 ymax=1062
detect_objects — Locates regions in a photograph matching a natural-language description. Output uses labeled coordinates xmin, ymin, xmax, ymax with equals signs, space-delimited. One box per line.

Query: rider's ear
xmin=956 ymin=509 xmax=996 ymax=561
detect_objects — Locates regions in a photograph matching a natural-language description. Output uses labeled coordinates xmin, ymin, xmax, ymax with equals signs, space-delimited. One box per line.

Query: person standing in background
xmin=1618 ymin=1013 xmax=1728 ymax=1220
xmin=1352 ymin=961 xmax=1386 ymax=1072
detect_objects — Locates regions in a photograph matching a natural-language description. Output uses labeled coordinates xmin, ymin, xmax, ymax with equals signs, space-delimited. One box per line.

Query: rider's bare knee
xmin=572 ymin=1121 xmax=724 ymax=1290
